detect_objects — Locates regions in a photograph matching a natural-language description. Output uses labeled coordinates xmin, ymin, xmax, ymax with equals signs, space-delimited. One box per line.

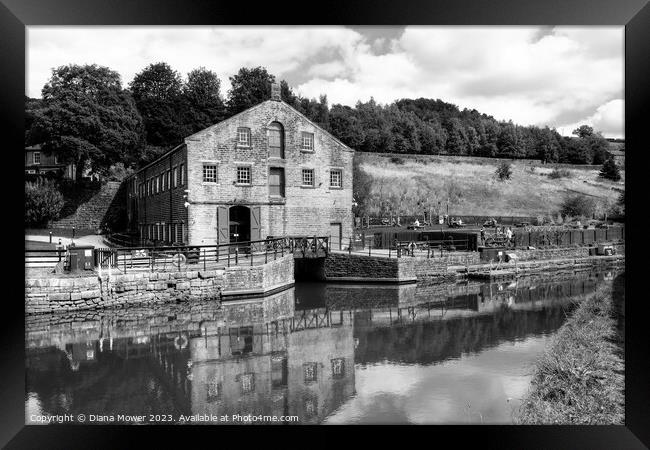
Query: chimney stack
xmin=271 ymin=82 xmax=281 ymax=101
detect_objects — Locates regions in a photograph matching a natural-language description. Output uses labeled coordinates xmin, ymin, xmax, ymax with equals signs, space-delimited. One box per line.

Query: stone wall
xmin=324 ymin=252 xmax=480 ymax=283
xmin=220 ymin=255 xmax=294 ymax=296
xmin=49 ymin=181 xmax=125 ymax=231
xmin=185 ymin=100 xmax=354 ymax=245
xmin=25 ymin=254 xmax=295 ymax=314
xmin=513 ymin=247 xmax=590 ymax=261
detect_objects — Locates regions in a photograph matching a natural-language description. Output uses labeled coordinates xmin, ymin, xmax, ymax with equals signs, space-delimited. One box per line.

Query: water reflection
xmin=25 ymin=269 xmax=620 ymax=424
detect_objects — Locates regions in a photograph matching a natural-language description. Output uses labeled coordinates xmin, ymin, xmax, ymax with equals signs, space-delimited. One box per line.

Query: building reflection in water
xmin=25 ymin=269 xmax=618 ymax=424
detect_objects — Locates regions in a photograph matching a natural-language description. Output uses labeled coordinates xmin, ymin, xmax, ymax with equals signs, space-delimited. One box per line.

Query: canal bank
xmin=25 ymin=254 xmax=294 ymax=314
xmin=26 ymin=245 xmax=624 ymax=314
xmin=516 ymin=276 xmax=625 ymax=424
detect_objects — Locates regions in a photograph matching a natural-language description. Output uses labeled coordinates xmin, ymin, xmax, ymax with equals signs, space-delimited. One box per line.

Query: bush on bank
xmin=516 ymin=284 xmax=624 ymax=424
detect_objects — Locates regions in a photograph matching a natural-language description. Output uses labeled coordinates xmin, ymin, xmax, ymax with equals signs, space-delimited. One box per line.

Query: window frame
xmin=329 ymin=169 xmax=343 ymax=189
xmin=33 ymin=152 xmax=41 ymax=165
xmin=173 ymin=167 xmax=178 ymax=188
xmin=268 ymin=122 xmax=285 ymax=159
xmin=180 ymin=164 xmax=185 ymax=186
xmin=237 ymin=127 xmax=251 ymax=147
xmin=301 ymin=132 xmax=315 ymax=152
xmin=268 ymin=167 xmax=285 ymax=198
xmin=236 ymin=165 xmax=252 ymax=186
xmin=202 ymin=163 xmax=218 ymax=184
xmin=301 ymin=168 xmax=315 ymax=188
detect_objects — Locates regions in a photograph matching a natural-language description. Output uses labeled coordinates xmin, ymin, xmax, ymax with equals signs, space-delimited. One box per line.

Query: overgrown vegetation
xmin=495 ymin=162 xmax=512 ymax=181
xmin=548 ymin=168 xmax=572 ymax=179
xmin=516 ymin=285 xmax=624 ymax=424
xmin=599 ymin=158 xmax=621 ymax=181
xmin=25 ymin=179 xmax=64 ymax=227
xmin=355 ymin=153 xmax=621 ymax=217
xmin=560 ymin=194 xmax=596 ymax=219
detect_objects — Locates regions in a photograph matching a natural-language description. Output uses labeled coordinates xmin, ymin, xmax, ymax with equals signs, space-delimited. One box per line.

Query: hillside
xmin=356 ymin=153 xmax=624 ymax=218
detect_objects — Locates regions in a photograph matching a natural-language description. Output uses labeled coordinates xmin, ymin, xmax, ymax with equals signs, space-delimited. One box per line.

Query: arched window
xmin=268 ymin=122 xmax=284 ymax=159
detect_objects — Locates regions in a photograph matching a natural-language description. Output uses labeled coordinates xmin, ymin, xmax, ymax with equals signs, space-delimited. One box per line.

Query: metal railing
xmin=95 ymin=236 xmax=329 ymax=273
xmin=340 ymin=235 xmax=471 ymax=258
xmin=25 ymin=249 xmax=67 ymax=268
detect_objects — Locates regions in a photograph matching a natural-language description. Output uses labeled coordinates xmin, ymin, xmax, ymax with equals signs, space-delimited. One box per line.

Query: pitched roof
xmin=186 ymin=99 xmax=355 ymax=153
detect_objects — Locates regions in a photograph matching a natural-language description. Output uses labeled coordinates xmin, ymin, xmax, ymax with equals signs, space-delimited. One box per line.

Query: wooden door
xmin=217 ymin=206 xmax=229 ymax=244
xmin=250 ymin=206 xmax=261 ymax=251
xmin=329 ymin=222 xmax=342 ymax=250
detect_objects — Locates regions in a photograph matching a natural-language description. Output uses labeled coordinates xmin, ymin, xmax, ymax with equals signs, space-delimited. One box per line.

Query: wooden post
xmin=369 ymin=240 xmax=371 ymax=257
xmin=349 ymin=237 xmax=352 ymax=255
xmin=250 ymin=245 xmax=253 ymax=266
xmin=227 ymin=249 xmax=230 ymax=267
xmin=235 ymin=248 xmax=238 ymax=265
xmin=203 ymin=248 xmax=206 ymax=271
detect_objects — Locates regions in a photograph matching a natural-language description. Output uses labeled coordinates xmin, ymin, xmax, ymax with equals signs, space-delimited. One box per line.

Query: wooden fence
xmin=514 ymin=227 xmax=624 ymax=248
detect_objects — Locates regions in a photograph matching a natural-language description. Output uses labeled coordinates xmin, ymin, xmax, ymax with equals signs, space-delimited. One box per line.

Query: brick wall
xmin=127 ymin=146 xmax=188 ymax=243
xmin=185 ymin=100 xmax=354 ymax=245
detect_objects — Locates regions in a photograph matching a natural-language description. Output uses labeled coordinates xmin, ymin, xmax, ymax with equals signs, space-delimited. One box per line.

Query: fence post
xmin=250 ymin=245 xmax=254 ymax=266
xmin=203 ymin=248 xmax=206 ymax=271
xmin=369 ymin=240 xmax=371 ymax=257
xmin=228 ymin=249 xmax=230 ymax=267
xmin=265 ymin=245 xmax=268 ymax=264
xmin=349 ymin=237 xmax=352 ymax=255
xmin=235 ymin=248 xmax=238 ymax=265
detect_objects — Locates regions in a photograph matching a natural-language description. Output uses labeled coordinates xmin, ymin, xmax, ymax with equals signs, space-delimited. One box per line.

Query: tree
xmin=560 ymin=194 xmax=596 ymax=219
xmin=129 ymin=63 xmax=187 ymax=150
xmin=227 ymin=66 xmax=275 ymax=115
xmin=28 ymin=64 xmax=144 ymax=179
xmin=572 ymin=124 xmax=594 ymax=138
xmin=599 ymin=158 xmax=621 ymax=181
xmin=25 ymin=179 xmax=64 ymax=227
xmin=495 ymin=162 xmax=512 ymax=181
xmin=444 ymin=118 xmax=468 ymax=155
xmin=182 ymin=67 xmax=226 ymax=133
xmin=497 ymin=121 xmax=520 ymax=157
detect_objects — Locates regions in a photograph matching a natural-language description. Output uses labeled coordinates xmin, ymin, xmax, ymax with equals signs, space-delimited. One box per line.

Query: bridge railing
xmin=95 ymin=236 xmax=329 ymax=273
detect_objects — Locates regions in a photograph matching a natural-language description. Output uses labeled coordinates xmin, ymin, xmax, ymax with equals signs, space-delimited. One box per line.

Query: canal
xmin=25 ymin=268 xmax=622 ymax=425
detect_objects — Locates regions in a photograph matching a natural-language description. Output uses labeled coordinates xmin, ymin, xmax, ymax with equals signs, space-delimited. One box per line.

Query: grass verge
xmin=515 ymin=282 xmax=624 ymax=424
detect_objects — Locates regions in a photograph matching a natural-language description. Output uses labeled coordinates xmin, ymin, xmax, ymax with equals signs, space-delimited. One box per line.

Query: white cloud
xmin=27 ymin=25 xmax=624 ymax=137
xmin=557 ymin=98 xmax=624 ymax=138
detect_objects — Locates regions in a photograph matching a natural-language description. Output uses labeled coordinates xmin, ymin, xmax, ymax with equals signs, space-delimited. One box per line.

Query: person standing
xmin=505 ymin=227 xmax=513 ymax=247
xmin=480 ymin=227 xmax=486 ymax=246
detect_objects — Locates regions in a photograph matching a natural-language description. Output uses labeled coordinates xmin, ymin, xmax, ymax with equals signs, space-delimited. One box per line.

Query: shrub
xmin=390 ymin=156 xmax=405 ymax=165
xmin=495 ymin=162 xmax=512 ymax=181
xmin=25 ymin=179 xmax=65 ymax=227
xmin=107 ymin=162 xmax=135 ymax=181
xmin=560 ymin=194 xmax=596 ymax=219
xmin=548 ymin=168 xmax=572 ymax=179
xmin=599 ymin=158 xmax=621 ymax=181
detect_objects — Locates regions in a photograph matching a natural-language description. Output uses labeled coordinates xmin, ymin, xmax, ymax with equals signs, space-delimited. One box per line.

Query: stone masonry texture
xmin=126 ymin=99 xmax=354 ymax=246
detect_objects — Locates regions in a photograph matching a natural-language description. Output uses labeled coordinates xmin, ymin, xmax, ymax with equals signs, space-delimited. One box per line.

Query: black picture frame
xmin=2 ymin=0 xmax=648 ymax=447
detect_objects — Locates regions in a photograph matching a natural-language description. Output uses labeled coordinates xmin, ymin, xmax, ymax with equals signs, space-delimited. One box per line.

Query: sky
xmin=26 ymin=26 xmax=624 ymax=138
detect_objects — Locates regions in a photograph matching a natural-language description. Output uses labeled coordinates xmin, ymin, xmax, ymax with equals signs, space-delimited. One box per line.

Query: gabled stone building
xmin=126 ymin=85 xmax=354 ymax=249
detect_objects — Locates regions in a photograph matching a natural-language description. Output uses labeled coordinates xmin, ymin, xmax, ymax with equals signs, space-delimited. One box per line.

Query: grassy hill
xmin=356 ymin=152 xmax=624 ymax=219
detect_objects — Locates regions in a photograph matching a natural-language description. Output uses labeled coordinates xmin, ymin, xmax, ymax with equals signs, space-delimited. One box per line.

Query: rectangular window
xmin=301 ymin=132 xmax=314 ymax=151
xmin=303 ymin=363 xmax=318 ymax=383
xmin=331 ymin=358 xmax=345 ymax=379
xmin=33 ymin=152 xmax=41 ymax=164
xmin=269 ymin=168 xmax=285 ymax=197
xmin=148 ymin=180 xmax=153 ymax=196
xmin=173 ymin=167 xmax=178 ymax=187
xmin=239 ymin=373 xmax=255 ymax=394
xmin=160 ymin=174 xmax=165 ymax=192
xmin=180 ymin=164 xmax=185 ymax=185
xmin=330 ymin=169 xmax=342 ymax=188
xmin=237 ymin=127 xmax=251 ymax=146
xmin=166 ymin=170 xmax=171 ymax=189
xmin=155 ymin=176 xmax=160 ymax=194
xmin=302 ymin=169 xmax=314 ymax=187
xmin=236 ymin=166 xmax=251 ymax=185
xmin=203 ymin=164 xmax=218 ymax=183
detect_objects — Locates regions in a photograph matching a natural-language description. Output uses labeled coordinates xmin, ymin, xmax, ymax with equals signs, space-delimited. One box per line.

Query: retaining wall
xmin=324 ymin=252 xmax=480 ymax=283
xmin=25 ymin=254 xmax=294 ymax=314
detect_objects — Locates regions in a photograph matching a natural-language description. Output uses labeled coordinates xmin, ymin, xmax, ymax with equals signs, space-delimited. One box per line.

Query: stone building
xmin=126 ymin=85 xmax=354 ymax=249
xmin=25 ymin=144 xmax=77 ymax=180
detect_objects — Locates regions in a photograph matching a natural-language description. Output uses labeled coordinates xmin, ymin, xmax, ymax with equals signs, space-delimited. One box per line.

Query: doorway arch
xmin=229 ymin=205 xmax=251 ymax=243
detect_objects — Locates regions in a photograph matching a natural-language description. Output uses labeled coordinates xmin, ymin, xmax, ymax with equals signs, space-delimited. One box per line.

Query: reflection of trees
xmin=354 ymin=305 xmax=571 ymax=365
